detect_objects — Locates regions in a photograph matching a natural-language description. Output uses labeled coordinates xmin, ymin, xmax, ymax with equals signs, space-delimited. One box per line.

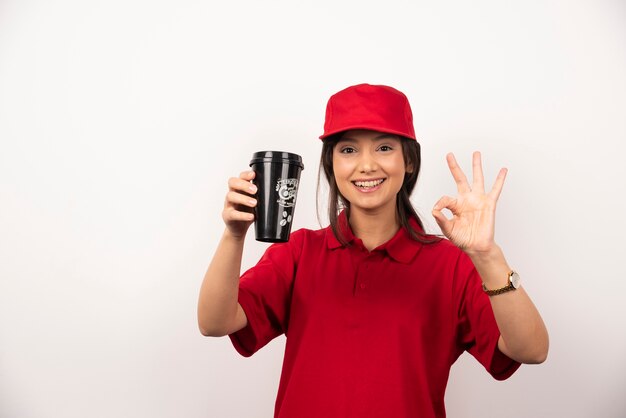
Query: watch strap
xmin=482 ymin=270 xmax=517 ymax=296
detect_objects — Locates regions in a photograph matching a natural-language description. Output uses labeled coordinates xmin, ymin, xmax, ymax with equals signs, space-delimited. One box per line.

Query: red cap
xmin=319 ymin=83 xmax=416 ymax=141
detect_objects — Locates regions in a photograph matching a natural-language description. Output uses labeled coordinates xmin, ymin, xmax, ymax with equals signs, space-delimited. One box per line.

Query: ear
xmin=405 ymin=162 xmax=414 ymax=174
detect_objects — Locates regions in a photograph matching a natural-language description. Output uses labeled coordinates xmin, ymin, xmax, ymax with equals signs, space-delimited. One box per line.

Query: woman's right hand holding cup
xmin=223 ymin=170 xmax=257 ymax=240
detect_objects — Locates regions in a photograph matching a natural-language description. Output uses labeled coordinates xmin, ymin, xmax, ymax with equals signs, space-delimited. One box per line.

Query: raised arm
xmin=432 ymin=152 xmax=549 ymax=364
xmin=197 ymin=170 xmax=257 ymax=337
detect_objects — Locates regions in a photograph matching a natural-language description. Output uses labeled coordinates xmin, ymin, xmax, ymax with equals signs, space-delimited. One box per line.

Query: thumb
xmin=432 ymin=196 xmax=455 ymax=236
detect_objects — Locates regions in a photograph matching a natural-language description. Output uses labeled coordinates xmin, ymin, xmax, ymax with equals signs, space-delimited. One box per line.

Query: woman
xmin=197 ymin=83 xmax=549 ymax=418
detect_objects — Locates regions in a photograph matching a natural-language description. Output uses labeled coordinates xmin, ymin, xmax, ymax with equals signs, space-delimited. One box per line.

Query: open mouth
xmin=352 ymin=178 xmax=386 ymax=189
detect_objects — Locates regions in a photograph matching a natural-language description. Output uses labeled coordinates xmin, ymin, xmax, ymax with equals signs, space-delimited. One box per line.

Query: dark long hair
xmin=316 ymin=134 xmax=440 ymax=246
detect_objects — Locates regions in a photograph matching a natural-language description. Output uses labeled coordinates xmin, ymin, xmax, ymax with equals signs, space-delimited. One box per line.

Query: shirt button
xmin=360 ymin=283 xmax=366 ymax=290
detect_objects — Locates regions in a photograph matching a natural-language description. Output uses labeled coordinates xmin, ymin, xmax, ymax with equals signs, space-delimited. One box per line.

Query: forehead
xmin=338 ymin=129 xmax=401 ymax=142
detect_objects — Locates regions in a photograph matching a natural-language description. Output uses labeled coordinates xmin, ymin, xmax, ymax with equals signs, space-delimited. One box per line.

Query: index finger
xmin=240 ymin=170 xmax=255 ymax=180
xmin=229 ymin=172 xmax=257 ymax=194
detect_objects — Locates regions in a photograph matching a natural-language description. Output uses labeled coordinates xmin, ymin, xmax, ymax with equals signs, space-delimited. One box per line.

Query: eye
xmin=340 ymin=146 xmax=356 ymax=154
xmin=378 ymin=145 xmax=393 ymax=152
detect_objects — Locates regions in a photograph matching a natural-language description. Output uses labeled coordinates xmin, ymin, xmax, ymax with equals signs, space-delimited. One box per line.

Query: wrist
xmin=223 ymin=228 xmax=248 ymax=244
xmin=465 ymin=244 xmax=503 ymax=264
xmin=466 ymin=245 xmax=513 ymax=290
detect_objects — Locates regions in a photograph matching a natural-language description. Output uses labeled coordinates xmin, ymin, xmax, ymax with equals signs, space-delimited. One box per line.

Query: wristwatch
xmin=482 ymin=270 xmax=521 ymax=296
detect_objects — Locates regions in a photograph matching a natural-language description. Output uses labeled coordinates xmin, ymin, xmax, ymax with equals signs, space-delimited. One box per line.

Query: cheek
xmin=334 ymin=172 xmax=352 ymax=194
xmin=331 ymin=157 xmax=352 ymax=178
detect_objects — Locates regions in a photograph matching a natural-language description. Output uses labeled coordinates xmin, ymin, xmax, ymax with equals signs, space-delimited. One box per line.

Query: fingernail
xmin=249 ymin=199 xmax=256 ymax=206
xmin=249 ymin=185 xmax=257 ymax=193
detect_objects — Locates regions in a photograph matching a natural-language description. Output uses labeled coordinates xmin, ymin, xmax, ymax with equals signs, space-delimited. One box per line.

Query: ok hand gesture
xmin=432 ymin=152 xmax=507 ymax=257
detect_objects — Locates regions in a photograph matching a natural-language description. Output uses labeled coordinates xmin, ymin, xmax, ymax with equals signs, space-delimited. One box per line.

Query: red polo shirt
xmin=229 ymin=215 xmax=520 ymax=417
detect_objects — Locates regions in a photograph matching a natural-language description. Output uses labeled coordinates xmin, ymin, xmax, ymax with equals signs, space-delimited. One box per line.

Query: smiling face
xmin=332 ymin=129 xmax=411 ymax=218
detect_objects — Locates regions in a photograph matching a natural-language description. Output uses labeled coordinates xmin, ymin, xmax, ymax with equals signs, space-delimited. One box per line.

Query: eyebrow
xmin=337 ymin=134 xmax=400 ymax=142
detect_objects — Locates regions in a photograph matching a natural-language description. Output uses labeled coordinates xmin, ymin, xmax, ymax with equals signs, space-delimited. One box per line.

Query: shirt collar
xmin=326 ymin=210 xmax=355 ymax=249
xmin=325 ymin=210 xmax=426 ymax=264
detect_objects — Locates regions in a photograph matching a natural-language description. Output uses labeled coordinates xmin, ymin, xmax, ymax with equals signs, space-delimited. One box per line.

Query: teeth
xmin=354 ymin=179 xmax=384 ymax=188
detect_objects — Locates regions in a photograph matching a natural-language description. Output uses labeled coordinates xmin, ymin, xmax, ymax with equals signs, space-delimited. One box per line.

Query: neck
xmin=348 ymin=205 xmax=400 ymax=251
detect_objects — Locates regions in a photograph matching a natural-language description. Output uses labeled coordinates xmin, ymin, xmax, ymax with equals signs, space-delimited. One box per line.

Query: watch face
xmin=511 ymin=272 xmax=521 ymax=288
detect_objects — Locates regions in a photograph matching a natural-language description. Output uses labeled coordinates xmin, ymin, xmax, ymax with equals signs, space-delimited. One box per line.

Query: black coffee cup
xmin=249 ymin=151 xmax=304 ymax=242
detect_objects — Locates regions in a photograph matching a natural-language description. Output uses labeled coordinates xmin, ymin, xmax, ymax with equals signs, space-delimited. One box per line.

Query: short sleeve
xmin=454 ymin=252 xmax=521 ymax=380
xmin=228 ymin=230 xmax=303 ymax=357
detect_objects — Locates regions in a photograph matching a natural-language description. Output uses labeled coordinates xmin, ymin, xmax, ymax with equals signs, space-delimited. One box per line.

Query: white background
xmin=1 ymin=0 xmax=625 ymax=417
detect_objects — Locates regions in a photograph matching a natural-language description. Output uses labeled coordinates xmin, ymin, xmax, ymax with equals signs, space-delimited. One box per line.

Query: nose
xmin=358 ymin=149 xmax=378 ymax=173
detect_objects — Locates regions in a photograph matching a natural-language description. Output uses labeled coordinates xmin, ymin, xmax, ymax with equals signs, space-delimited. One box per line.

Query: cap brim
xmin=319 ymin=125 xmax=417 ymax=141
